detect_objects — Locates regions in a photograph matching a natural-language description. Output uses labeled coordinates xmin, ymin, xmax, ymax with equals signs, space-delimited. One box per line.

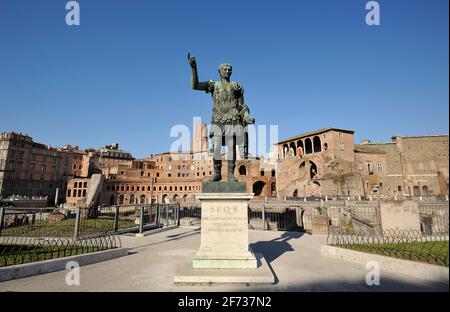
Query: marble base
xmin=193 ymin=192 xmax=256 ymax=269
xmin=193 ymin=246 xmax=257 ymax=269
xmin=174 ymin=253 xmax=275 ymax=285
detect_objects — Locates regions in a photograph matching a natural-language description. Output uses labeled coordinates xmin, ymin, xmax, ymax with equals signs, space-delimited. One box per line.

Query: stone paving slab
xmin=0 ymin=227 xmax=448 ymax=292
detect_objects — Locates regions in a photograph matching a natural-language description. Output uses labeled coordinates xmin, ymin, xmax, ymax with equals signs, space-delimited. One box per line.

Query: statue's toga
xmin=188 ymin=53 xmax=255 ymax=182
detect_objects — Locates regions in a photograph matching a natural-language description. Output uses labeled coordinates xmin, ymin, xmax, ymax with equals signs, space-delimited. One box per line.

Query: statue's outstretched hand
xmin=188 ymin=53 xmax=197 ymax=69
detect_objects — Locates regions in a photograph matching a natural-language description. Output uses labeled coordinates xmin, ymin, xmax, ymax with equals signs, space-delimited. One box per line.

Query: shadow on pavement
xmin=250 ymin=231 xmax=306 ymax=264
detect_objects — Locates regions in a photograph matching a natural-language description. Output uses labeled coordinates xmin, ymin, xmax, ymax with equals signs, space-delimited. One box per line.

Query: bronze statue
xmin=188 ymin=53 xmax=255 ymax=182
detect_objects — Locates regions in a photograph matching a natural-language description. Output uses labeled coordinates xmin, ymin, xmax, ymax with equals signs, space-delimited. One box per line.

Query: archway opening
xmin=289 ymin=142 xmax=296 ymax=156
xmin=271 ymin=182 xmax=276 ymax=197
xmin=297 ymin=140 xmax=304 ymax=156
xmin=313 ymin=136 xmax=321 ymax=153
xmin=252 ymin=181 xmax=266 ymax=196
xmin=310 ymin=161 xmax=318 ymax=179
xmin=239 ymin=165 xmax=247 ymax=176
xmin=305 ymin=138 xmax=313 ymax=154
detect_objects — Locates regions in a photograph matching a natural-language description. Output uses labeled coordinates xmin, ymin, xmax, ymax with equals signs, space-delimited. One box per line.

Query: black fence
xmin=0 ymin=234 xmax=120 ymax=267
xmin=327 ymin=227 xmax=449 ymax=267
xmin=0 ymin=203 xmax=180 ymax=238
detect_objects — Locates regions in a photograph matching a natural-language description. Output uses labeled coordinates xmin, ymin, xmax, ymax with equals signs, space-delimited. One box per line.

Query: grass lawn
xmin=1 ymin=218 xmax=136 ymax=237
xmin=337 ymin=241 xmax=449 ymax=267
xmin=0 ymin=243 xmax=111 ymax=267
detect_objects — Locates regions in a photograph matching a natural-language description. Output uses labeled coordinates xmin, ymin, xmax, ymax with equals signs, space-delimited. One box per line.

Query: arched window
xmin=140 ymin=194 xmax=146 ymax=204
xmin=283 ymin=144 xmax=289 ymax=158
xmin=413 ymin=186 xmax=420 ymax=196
xmin=109 ymin=194 xmax=115 ymax=205
xmin=305 ymin=138 xmax=313 ymax=154
xmin=289 ymin=142 xmax=297 ymax=156
xmin=293 ymin=189 xmax=298 ymax=197
xmin=119 ymin=194 xmax=124 ymax=205
xmin=313 ymin=136 xmax=321 ymax=153
xmin=239 ymin=165 xmax=247 ymax=175
xmin=310 ymin=161 xmax=318 ymax=179
xmin=422 ymin=186 xmax=429 ymax=196
xmin=297 ymin=140 xmax=304 ymax=156
xmin=129 ymin=194 xmax=135 ymax=204
xmin=271 ymin=182 xmax=276 ymax=196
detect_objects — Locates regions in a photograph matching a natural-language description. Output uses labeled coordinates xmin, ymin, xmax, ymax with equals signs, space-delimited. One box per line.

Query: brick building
xmin=2 ymin=127 xmax=448 ymax=207
xmin=364 ymin=135 xmax=449 ymax=197
xmin=0 ymin=132 xmax=88 ymax=204
xmin=275 ymin=129 xmax=448 ymax=199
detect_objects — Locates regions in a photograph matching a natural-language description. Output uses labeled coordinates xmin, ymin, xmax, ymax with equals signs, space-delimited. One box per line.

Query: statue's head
xmin=218 ymin=63 xmax=232 ymax=79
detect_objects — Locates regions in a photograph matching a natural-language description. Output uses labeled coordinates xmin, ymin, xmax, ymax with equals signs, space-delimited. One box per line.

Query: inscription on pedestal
xmin=193 ymin=193 xmax=257 ymax=269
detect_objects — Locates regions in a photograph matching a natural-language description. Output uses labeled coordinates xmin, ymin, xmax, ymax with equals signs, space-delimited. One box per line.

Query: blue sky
xmin=0 ymin=0 xmax=448 ymax=158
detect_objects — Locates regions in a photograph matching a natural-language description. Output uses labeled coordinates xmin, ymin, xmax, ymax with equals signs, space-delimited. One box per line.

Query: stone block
xmin=193 ymin=192 xmax=257 ymax=269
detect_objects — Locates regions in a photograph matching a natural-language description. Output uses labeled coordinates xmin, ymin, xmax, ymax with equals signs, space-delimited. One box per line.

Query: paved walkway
xmin=0 ymin=227 xmax=448 ymax=292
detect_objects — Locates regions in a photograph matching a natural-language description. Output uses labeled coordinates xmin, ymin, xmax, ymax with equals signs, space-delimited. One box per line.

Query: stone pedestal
xmin=192 ymin=192 xmax=257 ymax=269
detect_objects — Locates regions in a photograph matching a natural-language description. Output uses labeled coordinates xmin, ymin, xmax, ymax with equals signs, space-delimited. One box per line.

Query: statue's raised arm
xmin=188 ymin=53 xmax=210 ymax=91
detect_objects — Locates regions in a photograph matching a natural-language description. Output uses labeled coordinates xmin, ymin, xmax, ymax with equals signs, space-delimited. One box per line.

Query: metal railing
xmin=0 ymin=234 xmax=121 ymax=267
xmin=0 ymin=203 xmax=181 ymax=238
xmin=327 ymin=227 xmax=449 ymax=267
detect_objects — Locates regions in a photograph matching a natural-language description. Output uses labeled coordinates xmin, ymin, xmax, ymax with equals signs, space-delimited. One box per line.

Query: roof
xmin=391 ymin=134 xmax=449 ymax=140
xmin=277 ymin=128 xmax=354 ymax=145
xmin=354 ymin=144 xmax=386 ymax=154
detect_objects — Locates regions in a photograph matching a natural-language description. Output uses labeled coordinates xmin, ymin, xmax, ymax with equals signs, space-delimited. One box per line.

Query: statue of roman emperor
xmin=188 ymin=53 xmax=255 ymax=182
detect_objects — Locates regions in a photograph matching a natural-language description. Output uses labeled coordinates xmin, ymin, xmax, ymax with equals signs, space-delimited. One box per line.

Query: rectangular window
xmin=339 ymin=143 xmax=345 ymax=151
xmin=41 ymin=165 xmax=46 ymax=172
xmin=67 ymin=189 xmax=71 ymax=197
xmin=18 ymin=151 xmax=24 ymax=159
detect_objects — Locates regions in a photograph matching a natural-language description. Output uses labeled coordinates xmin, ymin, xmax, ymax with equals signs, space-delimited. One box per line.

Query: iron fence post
xmin=262 ymin=203 xmax=266 ymax=231
xmin=0 ymin=207 xmax=5 ymax=236
xmin=165 ymin=204 xmax=169 ymax=227
xmin=114 ymin=205 xmax=120 ymax=232
xmin=176 ymin=202 xmax=180 ymax=226
xmin=156 ymin=204 xmax=160 ymax=225
xmin=74 ymin=207 xmax=81 ymax=238
xmin=139 ymin=204 xmax=144 ymax=234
